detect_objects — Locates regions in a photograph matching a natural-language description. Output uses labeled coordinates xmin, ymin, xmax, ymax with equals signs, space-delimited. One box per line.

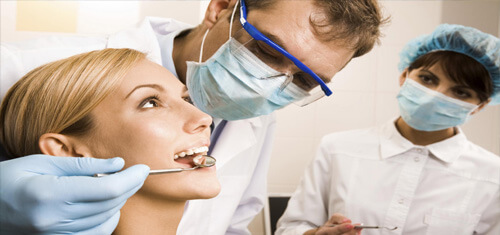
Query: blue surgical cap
xmin=398 ymin=24 xmax=500 ymax=105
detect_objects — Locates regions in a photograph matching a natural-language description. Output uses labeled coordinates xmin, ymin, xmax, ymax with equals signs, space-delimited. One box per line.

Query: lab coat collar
xmin=149 ymin=17 xmax=193 ymax=78
xmin=379 ymin=117 xmax=468 ymax=163
xmin=426 ymin=127 xmax=468 ymax=163
xmin=380 ymin=117 xmax=414 ymax=160
xmin=209 ymin=117 xmax=261 ymax=169
xmin=107 ymin=17 xmax=164 ymax=65
xmin=107 ymin=17 xmax=193 ymax=69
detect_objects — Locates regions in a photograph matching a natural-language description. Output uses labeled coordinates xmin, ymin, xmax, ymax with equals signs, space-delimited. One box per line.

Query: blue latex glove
xmin=0 ymin=155 xmax=149 ymax=235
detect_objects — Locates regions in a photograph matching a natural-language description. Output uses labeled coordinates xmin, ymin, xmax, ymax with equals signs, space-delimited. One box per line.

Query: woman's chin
xmin=198 ymin=183 xmax=222 ymax=199
xmin=185 ymin=177 xmax=221 ymax=199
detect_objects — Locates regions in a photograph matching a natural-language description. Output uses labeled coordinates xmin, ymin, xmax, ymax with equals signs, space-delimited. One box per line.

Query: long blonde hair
xmin=0 ymin=48 xmax=146 ymax=158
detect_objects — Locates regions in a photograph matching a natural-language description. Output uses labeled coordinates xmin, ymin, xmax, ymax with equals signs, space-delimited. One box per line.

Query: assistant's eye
xmin=418 ymin=75 xmax=434 ymax=84
xmin=140 ymin=95 xmax=160 ymax=109
xmin=453 ymin=88 xmax=472 ymax=99
xmin=419 ymin=75 xmax=436 ymax=85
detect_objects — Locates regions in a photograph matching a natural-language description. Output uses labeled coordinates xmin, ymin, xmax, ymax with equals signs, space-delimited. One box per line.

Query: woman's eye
xmin=183 ymin=96 xmax=193 ymax=105
xmin=143 ymin=100 xmax=157 ymax=108
xmin=454 ymin=89 xmax=471 ymax=99
xmin=140 ymin=96 xmax=160 ymax=108
xmin=419 ymin=75 xmax=435 ymax=84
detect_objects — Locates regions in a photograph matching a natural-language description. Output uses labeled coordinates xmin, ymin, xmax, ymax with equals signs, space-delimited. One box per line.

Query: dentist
xmin=0 ymin=0 xmax=386 ymax=234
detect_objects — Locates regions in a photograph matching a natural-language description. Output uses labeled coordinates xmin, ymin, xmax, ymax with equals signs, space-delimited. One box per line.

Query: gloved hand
xmin=0 ymin=155 xmax=150 ymax=235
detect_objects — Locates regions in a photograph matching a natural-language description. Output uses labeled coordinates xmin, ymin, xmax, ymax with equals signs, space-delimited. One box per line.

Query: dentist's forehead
xmin=248 ymin=5 xmax=354 ymax=79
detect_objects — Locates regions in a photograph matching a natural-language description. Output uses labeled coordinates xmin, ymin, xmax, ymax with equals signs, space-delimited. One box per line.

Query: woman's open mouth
xmin=173 ymin=146 xmax=209 ymax=167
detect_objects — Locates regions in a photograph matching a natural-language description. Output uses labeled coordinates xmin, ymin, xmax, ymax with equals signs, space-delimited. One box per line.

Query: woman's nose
xmin=183 ymin=103 xmax=213 ymax=134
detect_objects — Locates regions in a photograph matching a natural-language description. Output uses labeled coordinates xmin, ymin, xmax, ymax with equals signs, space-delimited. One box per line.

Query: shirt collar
xmin=380 ymin=117 xmax=414 ymax=160
xmin=426 ymin=128 xmax=468 ymax=163
xmin=379 ymin=117 xmax=469 ymax=163
xmin=152 ymin=17 xmax=193 ymax=78
xmin=159 ymin=27 xmax=190 ymax=78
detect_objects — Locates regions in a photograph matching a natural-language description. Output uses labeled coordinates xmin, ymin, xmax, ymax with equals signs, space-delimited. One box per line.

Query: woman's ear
xmin=203 ymin=0 xmax=238 ymax=29
xmin=399 ymin=69 xmax=409 ymax=87
xmin=39 ymin=133 xmax=92 ymax=157
xmin=471 ymin=98 xmax=491 ymax=115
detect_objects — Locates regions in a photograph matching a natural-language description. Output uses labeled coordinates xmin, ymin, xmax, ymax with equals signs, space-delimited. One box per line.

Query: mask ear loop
xmin=199 ymin=0 xmax=239 ymax=63
xmin=229 ymin=0 xmax=239 ymax=38
xmin=199 ymin=30 xmax=210 ymax=63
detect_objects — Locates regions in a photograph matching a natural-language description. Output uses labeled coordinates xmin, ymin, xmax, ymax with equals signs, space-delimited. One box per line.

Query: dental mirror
xmin=94 ymin=155 xmax=216 ymax=177
xmin=149 ymin=155 xmax=216 ymax=175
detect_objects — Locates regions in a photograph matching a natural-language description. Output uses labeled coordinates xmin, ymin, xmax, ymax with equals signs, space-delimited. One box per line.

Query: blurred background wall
xmin=1 ymin=1 xmax=499 ymax=234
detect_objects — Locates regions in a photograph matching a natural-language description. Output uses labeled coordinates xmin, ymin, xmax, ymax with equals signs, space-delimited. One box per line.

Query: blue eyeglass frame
xmin=239 ymin=0 xmax=332 ymax=96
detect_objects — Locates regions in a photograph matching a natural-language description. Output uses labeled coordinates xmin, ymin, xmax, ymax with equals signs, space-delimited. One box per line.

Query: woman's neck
xmin=113 ymin=192 xmax=186 ymax=235
xmin=395 ymin=117 xmax=456 ymax=146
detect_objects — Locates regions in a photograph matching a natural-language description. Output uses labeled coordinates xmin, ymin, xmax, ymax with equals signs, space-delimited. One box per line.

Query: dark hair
xmin=243 ymin=0 xmax=389 ymax=58
xmin=408 ymin=51 xmax=493 ymax=102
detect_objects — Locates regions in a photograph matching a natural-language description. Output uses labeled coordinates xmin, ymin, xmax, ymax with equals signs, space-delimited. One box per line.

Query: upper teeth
xmin=174 ymin=146 xmax=209 ymax=159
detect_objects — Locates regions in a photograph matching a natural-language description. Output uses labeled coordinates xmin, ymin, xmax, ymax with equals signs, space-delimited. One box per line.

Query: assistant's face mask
xmin=185 ymin=3 xmax=307 ymax=121
xmin=397 ymin=78 xmax=479 ymax=131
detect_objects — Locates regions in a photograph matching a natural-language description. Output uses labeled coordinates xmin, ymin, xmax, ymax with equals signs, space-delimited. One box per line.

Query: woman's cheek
xmin=123 ymin=121 xmax=177 ymax=164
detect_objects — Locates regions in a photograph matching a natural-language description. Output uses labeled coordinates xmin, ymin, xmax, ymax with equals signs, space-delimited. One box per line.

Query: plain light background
xmin=1 ymin=1 xmax=499 ymax=234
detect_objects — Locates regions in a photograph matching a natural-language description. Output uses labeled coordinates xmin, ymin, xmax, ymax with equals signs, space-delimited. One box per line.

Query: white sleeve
xmin=476 ymin=187 xmax=500 ymax=235
xmin=1 ymin=36 xmax=107 ymax=100
xmin=225 ymin=115 xmax=277 ymax=235
xmin=275 ymin=138 xmax=332 ymax=235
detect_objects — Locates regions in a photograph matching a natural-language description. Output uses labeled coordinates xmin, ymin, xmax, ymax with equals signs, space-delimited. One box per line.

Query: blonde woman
xmin=0 ymin=48 xmax=221 ymax=234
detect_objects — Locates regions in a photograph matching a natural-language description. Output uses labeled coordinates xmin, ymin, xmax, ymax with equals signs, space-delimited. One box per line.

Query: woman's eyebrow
xmin=125 ymin=84 xmax=164 ymax=99
xmin=453 ymin=84 xmax=474 ymax=91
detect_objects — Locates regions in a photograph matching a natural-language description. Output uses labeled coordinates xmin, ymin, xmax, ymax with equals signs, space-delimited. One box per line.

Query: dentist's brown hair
xmin=242 ymin=0 xmax=389 ymax=58
xmin=0 ymin=48 xmax=146 ymax=158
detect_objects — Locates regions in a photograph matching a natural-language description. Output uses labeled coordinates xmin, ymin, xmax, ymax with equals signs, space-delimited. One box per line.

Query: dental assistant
xmin=0 ymin=0 xmax=386 ymax=234
xmin=276 ymin=24 xmax=500 ymax=235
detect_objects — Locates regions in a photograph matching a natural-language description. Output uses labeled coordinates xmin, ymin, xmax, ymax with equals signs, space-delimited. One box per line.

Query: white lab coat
xmin=276 ymin=118 xmax=500 ymax=235
xmin=0 ymin=17 xmax=277 ymax=235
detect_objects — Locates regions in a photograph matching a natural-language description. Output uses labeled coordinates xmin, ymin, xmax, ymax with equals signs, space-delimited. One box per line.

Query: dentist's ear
xmin=39 ymin=133 xmax=92 ymax=158
xmin=203 ymin=0 xmax=238 ymax=29
xmin=399 ymin=69 xmax=409 ymax=87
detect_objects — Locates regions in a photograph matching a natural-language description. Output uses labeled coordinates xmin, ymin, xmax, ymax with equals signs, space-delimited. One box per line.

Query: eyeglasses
xmin=238 ymin=0 xmax=333 ymax=106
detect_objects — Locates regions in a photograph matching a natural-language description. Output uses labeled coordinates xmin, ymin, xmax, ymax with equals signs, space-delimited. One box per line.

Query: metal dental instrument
xmin=94 ymin=155 xmax=216 ymax=177
xmin=353 ymin=225 xmax=398 ymax=230
xmin=326 ymin=224 xmax=397 ymax=230
xmin=149 ymin=155 xmax=216 ymax=175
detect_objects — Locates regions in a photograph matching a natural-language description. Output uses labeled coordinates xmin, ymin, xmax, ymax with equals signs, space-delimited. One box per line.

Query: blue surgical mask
xmin=186 ymin=14 xmax=307 ymax=120
xmin=397 ymin=78 xmax=479 ymax=131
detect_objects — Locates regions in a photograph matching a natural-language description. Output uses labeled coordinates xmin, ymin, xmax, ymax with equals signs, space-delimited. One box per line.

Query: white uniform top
xmin=1 ymin=17 xmax=277 ymax=235
xmin=276 ymin=118 xmax=500 ymax=235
